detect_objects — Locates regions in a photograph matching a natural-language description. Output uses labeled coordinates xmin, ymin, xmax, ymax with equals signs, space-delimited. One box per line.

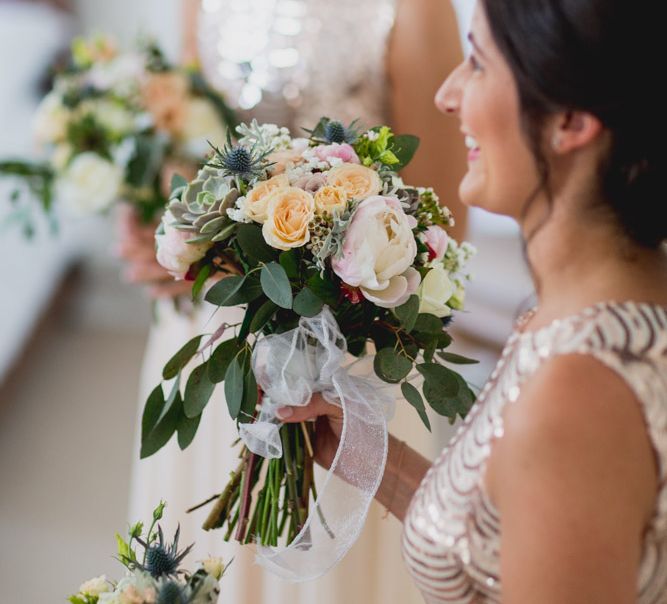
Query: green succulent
xmin=166 ymin=165 xmax=239 ymax=244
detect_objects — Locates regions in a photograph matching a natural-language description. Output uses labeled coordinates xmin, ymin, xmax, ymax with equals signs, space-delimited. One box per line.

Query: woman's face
xmin=435 ymin=2 xmax=541 ymax=219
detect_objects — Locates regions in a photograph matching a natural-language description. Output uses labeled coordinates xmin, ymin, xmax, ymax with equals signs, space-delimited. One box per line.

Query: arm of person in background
xmin=115 ymin=0 xmax=202 ymax=300
xmin=388 ymin=0 xmax=469 ymax=242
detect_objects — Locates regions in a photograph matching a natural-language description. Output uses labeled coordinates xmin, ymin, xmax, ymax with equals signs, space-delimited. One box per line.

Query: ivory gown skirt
xmin=128 ymin=301 xmax=431 ymax=603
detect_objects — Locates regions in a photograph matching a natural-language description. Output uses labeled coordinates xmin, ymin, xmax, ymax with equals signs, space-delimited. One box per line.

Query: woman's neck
xmin=521 ymin=204 xmax=667 ymax=327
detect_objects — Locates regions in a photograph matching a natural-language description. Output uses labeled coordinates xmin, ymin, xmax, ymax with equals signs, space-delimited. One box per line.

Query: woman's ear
xmin=550 ymin=110 xmax=604 ymax=154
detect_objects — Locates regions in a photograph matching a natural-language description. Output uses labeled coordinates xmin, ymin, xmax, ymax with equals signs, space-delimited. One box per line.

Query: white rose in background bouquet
xmin=0 ymin=34 xmax=235 ymax=237
xmin=68 ymin=502 xmax=228 ymax=604
xmin=143 ymin=117 xmax=477 ymax=580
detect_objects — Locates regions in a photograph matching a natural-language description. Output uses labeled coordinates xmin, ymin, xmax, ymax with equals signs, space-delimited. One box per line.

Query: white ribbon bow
xmin=238 ymin=307 xmax=395 ymax=581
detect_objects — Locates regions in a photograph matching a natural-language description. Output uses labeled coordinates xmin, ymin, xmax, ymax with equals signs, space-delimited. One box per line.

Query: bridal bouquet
xmin=142 ymin=117 xmax=476 ymax=579
xmin=68 ymin=502 xmax=228 ymax=604
xmin=0 ymin=34 xmax=235 ymax=236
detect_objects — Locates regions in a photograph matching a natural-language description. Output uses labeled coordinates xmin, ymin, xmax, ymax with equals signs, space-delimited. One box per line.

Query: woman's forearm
xmin=375 ymin=434 xmax=431 ymax=522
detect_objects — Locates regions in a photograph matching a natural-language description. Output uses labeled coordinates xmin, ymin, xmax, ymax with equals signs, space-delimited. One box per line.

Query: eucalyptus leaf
xmin=279 ymin=249 xmax=299 ymax=279
xmin=392 ymin=134 xmax=420 ymax=171
xmin=438 ymin=351 xmax=480 ymax=365
xmin=413 ymin=313 xmax=443 ymax=335
xmin=401 ymin=381 xmax=431 ymax=432
xmin=162 ymin=336 xmax=202 ymax=380
xmin=293 ymin=287 xmax=324 ymax=317
xmin=417 ymin=363 xmax=463 ymax=420
xmin=224 ymin=356 xmax=245 ymax=420
xmin=239 ymin=368 xmax=259 ymax=423
xmin=184 ymin=361 xmax=216 ymax=418
xmin=141 ymin=384 xmax=165 ymax=442
xmin=237 ymin=223 xmax=275 ymax=263
xmin=141 ymin=392 xmax=182 ymax=458
xmin=191 ymin=264 xmax=211 ymax=301
xmin=374 ymin=348 xmax=413 ymax=384
xmin=249 ymin=299 xmax=279 ymax=333
xmin=394 ymin=295 xmax=419 ymax=332
xmin=208 ymin=338 xmax=241 ymax=383
xmin=177 ymin=412 xmax=201 ymax=450
xmin=260 ymin=262 xmax=293 ymax=309
xmin=205 ymin=275 xmax=262 ymax=306
xmin=307 ymin=272 xmax=339 ymax=307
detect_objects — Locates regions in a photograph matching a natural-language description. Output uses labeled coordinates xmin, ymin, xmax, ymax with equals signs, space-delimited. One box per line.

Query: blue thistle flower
xmin=324 ymin=120 xmax=347 ymax=144
xmin=208 ymin=130 xmax=271 ymax=180
xmin=135 ymin=525 xmax=194 ymax=579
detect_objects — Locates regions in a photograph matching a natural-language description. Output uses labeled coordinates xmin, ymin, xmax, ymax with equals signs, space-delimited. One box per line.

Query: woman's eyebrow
xmin=467 ymin=32 xmax=488 ymax=59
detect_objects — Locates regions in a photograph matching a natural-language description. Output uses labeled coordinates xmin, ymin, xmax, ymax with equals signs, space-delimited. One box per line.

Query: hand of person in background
xmin=115 ymin=204 xmax=193 ymax=300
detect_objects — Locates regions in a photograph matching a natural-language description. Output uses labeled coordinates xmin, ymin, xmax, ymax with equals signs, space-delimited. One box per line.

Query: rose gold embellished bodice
xmin=197 ymin=0 xmax=397 ymax=131
xmin=403 ymin=301 xmax=667 ymax=603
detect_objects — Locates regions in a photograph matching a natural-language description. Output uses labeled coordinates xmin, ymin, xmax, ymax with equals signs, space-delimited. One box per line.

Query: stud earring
xmin=551 ymin=133 xmax=562 ymax=151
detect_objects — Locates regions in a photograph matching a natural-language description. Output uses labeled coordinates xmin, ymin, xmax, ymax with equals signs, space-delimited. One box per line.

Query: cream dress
xmin=129 ymin=0 xmax=435 ymax=601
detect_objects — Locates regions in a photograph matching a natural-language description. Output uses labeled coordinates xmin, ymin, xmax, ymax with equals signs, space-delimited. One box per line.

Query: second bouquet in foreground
xmin=143 ymin=117 xmax=477 ymax=580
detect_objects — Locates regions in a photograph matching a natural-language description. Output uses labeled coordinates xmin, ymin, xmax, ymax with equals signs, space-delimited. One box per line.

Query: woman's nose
xmin=434 ymin=62 xmax=464 ymax=116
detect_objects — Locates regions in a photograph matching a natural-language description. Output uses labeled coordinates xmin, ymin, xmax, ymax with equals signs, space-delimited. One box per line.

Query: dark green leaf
xmin=177 ymin=411 xmax=201 ymax=450
xmin=307 ymin=272 xmax=339 ymax=307
xmin=374 ymin=348 xmax=413 ymax=384
xmin=239 ymin=369 xmax=258 ymax=423
xmin=260 ymin=262 xmax=293 ymax=309
xmin=191 ymin=264 xmax=211 ymax=301
xmin=293 ymin=287 xmax=324 ymax=317
xmin=413 ymin=313 xmax=443 ymax=335
xmin=423 ymin=337 xmax=437 ymax=363
xmin=162 ymin=336 xmax=202 ymax=380
xmin=238 ymin=296 xmax=264 ymax=342
xmin=394 ymin=295 xmax=419 ymax=332
xmin=279 ymin=249 xmax=300 ymax=279
xmin=208 ymin=338 xmax=241 ymax=383
xmin=183 ymin=361 xmax=216 ymax=418
xmin=224 ymin=356 xmax=245 ymax=419
xmin=249 ymin=299 xmax=279 ymax=333
xmin=401 ymin=381 xmax=431 ymax=432
xmin=141 ymin=384 xmax=165 ymax=442
xmin=452 ymin=372 xmax=476 ymax=417
xmin=417 ymin=363 xmax=465 ymax=420
xmin=438 ymin=351 xmax=480 ymax=365
xmin=141 ymin=392 xmax=182 ymax=458
xmin=205 ymin=274 xmax=262 ymax=306
xmin=237 ymin=223 xmax=275 ymax=263
xmin=391 ymin=134 xmax=420 ymax=171
xmin=436 ymin=332 xmax=453 ymax=349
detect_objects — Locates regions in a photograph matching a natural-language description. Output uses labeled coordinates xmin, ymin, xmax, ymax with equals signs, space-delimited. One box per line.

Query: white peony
xmin=33 ymin=91 xmax=70 ymax=144
xmin=56 ymin=152 xmax=123 ymax=215
xmin=87 ymin=99 xmax=136 ymax=136
xmin=79 ymin=575 xmax=112 ymax=596
xmin=332 ymin=195 xmax=420 ymax=308
xmin=418 ymin=265 xmax=455 ymax=318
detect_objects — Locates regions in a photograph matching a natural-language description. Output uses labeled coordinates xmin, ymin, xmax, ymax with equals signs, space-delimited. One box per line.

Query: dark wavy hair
xmin=480 ymin=0 xmax=662 ymax=248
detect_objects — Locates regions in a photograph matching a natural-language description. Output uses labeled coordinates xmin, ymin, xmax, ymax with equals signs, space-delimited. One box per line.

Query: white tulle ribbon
xmin=238 ymin=307 xmax=395 ymax=581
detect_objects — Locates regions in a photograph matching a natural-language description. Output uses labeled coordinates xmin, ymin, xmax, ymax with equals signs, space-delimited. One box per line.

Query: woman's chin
xmin=458 ymin=170 xmax=486 ymax=209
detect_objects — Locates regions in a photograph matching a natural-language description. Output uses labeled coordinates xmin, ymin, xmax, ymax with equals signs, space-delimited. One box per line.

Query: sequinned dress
xmin=403 ymin=301 xmax=667 ymax=603
xmin=129 ymin=1 xmax=429 ymax=602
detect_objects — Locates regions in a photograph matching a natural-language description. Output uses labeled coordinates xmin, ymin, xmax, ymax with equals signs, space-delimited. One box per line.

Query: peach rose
xmin=262 ymin=187 xmax=315 ymax=250
xmin=314 ymin=185 xmax=348 ymax=214
xmin=141 ymin=72 xmax=189 ymax=133
xmin=326 ymin=163 xmax=382 ymax=201
xmin=245 ymin=174 xmax=290 ymax=223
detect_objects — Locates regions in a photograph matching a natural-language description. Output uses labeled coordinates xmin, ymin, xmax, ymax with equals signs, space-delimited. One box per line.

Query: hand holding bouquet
xmin=142 ymin=117 xmax=477 ymax=579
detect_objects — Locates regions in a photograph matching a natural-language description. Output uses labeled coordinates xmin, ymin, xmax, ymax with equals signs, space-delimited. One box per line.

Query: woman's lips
xmin=465 ymin=134 xmax=480 ymax=162
xmin=468 ymin=148 xmax=481 ymax=162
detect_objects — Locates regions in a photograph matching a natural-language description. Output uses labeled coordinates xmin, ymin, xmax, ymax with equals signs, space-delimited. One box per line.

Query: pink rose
xmin=423 ymin=225 xmax=449 ymax=261
xmin=332 ymin=195 xmax=420 ymax=308
xmin=313 ymin=143 xmax=360 ymax=164
xmin=156 ymin=220 xmax=211 ymax=279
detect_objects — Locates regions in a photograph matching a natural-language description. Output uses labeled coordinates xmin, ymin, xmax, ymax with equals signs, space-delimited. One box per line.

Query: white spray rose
xmin=33 ymin=91 xmax=70 ymax=144
xmin=156 ymin=215 xmax=212 ymax=279
xmin=200 ymin=556 xmax=226 ymax=580
xmin=56 ymin=152 xmax=123 ymax=215
xmin=79 ymin=575 xmax=112 ymax=597
xmin=88 ymin=99 xmax=135 ymax=136
xmin=418 ymin=265 xmax=455 ymax=318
